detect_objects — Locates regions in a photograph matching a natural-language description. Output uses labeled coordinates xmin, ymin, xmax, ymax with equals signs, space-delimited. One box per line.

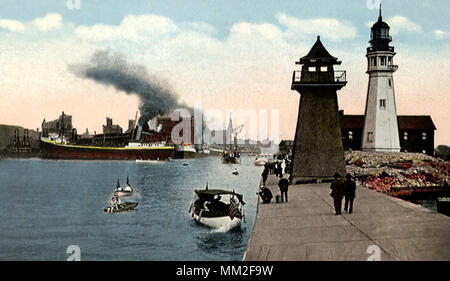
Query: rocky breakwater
xmin=345 ymin=151 xmax=450 ymax=198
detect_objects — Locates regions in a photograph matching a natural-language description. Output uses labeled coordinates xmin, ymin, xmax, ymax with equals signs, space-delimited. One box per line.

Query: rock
xmin=345 ymin=151 xmax=449 ymax=193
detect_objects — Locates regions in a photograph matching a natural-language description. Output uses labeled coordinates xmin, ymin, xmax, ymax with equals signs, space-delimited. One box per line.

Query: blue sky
xmin=0 ymin=0 xmax=449 ymax=144
xmin=1 ymin=0 xmax=448 ymax=45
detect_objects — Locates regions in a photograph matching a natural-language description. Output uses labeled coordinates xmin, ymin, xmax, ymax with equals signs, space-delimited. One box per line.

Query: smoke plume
xmin=69 ymin=50 xmax=178 ymax=125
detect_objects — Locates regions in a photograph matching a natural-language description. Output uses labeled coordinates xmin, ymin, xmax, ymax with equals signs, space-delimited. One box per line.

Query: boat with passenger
xmin=188 ymin=183 xmax=245 ymax=230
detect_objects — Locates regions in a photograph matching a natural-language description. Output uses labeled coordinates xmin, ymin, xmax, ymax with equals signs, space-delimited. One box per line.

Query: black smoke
xmin=69 ymin=50 xmax=179 ymax=125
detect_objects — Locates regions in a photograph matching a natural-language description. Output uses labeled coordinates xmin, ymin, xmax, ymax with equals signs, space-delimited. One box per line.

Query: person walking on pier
xmin=330 ymin=173 xmax=344 ymax=215
xmin=262 ymin=167 xmax=269 ymax=186
xmin=278 ymin=176 xmax=289 ymax=203
xmin=343 ymin=173 xmax=356 ymax=214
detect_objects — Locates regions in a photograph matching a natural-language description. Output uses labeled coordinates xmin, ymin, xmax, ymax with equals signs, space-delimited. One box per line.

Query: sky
xmin=0 ymin=0 xmax=449 ymax=145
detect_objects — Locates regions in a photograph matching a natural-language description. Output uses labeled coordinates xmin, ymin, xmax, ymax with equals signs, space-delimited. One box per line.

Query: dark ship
xmin=40 ymin=112 xmax=179 ymax=160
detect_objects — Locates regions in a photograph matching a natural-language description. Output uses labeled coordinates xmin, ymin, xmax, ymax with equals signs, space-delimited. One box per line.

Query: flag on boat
xmin=229 ymin=198 xmax=238 ymax=220
xmin=126 ymin=176 xmax=129 ymax=185
xmin=117 ymin=179 xmax=120 ymax=188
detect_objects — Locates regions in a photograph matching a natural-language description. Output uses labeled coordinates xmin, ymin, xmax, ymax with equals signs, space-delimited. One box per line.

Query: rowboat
xmin=104 ymin=202 xmax=138 ymax=213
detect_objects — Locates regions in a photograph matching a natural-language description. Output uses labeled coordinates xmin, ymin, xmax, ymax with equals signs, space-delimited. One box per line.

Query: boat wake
xmin=210 ymin=225 xmax=231 ymax=233
xmin=131 ymin=191 xmax=142 ymax=199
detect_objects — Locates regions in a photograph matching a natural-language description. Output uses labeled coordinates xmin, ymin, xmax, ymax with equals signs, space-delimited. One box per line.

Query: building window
xmin=388 ymin=79 xmax=392 ymax=87
xmin=367 ymin=132 xmax=373 ymax=143
xmin=380 ymin=99 xmax=386 ymax=109
xmin=349 ymin=131 xmax=353 ymax=140
xmin=388 ymin=56 xmax=392 ymax=65
xmin=422 ymin=132 xmax=427 ymax=140
xmin=308 ymin=66 xmax=316 ymax=72
xmin=404 ymin=132 xmax=408 ymax=140
xmin=320 ymin=66 xmax=328 ymax=72
xmin=372 ymin=57 xmax=377 ymax=66
xmin=380 ymin=56 xmax=386 ymax=66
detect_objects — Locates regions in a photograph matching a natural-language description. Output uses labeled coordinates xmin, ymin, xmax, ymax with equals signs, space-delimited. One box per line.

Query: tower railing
xmin=292 ymin=70 xmax=347 ymax=84
xmin=367 ymin=46 xmax=394 ymax=52
xmin=334 ymin=71 xmax=346 ymax=82
xmin=388 ymin=65 xmax=398 ymax=72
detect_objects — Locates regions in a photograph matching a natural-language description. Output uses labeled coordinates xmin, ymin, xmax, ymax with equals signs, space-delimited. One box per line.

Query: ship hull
xmin=40 ymin=139 xmax=174 ymax=160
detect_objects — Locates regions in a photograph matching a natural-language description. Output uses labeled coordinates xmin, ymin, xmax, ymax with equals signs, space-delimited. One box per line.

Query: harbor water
xmin=0 ymin=156 xmax=262 ymax=260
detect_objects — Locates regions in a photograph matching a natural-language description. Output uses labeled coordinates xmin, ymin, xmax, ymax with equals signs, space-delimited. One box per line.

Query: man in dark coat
xmin=343 ymin=173 xmax=356 ymax=213
xmin=330 ymin=173 xmax=344 ymax=215
xmin=258 ymin=186 xmax=273 ymax=203
xmin=278 ymin=176 xmax=289 ymax=203
xmin=274 ymin=161 xmax=279 ymax=177
xmin=261 ymin=168 xmax=269 ymax=186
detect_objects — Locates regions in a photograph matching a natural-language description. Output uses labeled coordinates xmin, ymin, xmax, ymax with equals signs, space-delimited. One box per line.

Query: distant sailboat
xmin=114 ymin=176 xmax=133 ymax=197
xmin=222 ymin=116 xmax=242 ymax=164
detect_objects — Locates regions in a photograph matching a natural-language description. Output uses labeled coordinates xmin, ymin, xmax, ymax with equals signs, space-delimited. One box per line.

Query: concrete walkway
xmin=243 ymin=175 xmax=450 ymax=261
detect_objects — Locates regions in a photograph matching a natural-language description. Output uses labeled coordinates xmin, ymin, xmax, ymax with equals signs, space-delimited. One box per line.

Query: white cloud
xmin=230 ymin=22 xmax=283 ymax=41
xmin=366 ymin=16 xmax=422 ymax=36
xmin=277 ymin=13 xmax=357 ymax=42
xmin=183 ymin=22 xmax=217 ymax=36
xmin=75 ymin=14 xmax=179 ymax=42
xmin=0 ymin=19 xmax=25 ymax=32
xmin=387 ymin=16 xmax=422 ymax=35
xmin=33 ymin=13 xmax=63 ymax=31
xmin=434 ymin=29 xmax=448 ymax=39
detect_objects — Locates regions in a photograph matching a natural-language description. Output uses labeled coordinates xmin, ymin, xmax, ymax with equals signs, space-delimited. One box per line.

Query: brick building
xmin=339 ymin=111 xmax=436 ymax=155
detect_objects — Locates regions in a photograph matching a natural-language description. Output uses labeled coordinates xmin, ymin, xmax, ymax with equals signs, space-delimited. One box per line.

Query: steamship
xmin=40 ymin=112 xmax=175 ymax=160
xmin=40 ymin=136 xmax=174 ymax=161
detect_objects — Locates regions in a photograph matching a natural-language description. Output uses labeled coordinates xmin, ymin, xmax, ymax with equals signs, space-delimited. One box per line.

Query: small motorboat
xmin=183 ymin=162 xmax=189 ymax=166
xmin=114 ymin=177 xmax=133 ymax=197
xmin=222 ymin=150 xmax=240 ymax=164
xmin=232 ymin=168 xmax=239 ymax=175
xmin=104 ymin=201 xmax=138 ymax=213
xmin=188 ymin=183 xmax=245 ymax=230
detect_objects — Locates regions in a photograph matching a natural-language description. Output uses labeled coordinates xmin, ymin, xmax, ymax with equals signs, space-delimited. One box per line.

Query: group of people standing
xmin=260 ymin=161 xmax=290 ymax=204
xmin=263 ymin=154 xmax=292 ymax=177
xmin=260 ymin=164 xmax=357 ymax=215
xmin=330 ymin=173 xmax=356 ymax=215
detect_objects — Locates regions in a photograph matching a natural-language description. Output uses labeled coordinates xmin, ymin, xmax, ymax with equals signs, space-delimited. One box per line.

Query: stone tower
xmin=291 ymin=36 xmax=347 ymax=183
xmin=361 ymin=7 xmax=400 ymax=152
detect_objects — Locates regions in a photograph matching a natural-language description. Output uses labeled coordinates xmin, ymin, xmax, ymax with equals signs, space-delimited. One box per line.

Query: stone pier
xmin=244 ymin=175 xmax=450 ymax=261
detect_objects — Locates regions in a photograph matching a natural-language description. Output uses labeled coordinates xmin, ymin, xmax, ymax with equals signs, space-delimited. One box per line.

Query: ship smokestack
xmin=135 ymin=125 xmax=142 ymax=141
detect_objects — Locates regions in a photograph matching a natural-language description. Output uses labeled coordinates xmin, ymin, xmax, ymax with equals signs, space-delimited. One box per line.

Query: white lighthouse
xmin=361 ymin=6 xmax=400 ymax=152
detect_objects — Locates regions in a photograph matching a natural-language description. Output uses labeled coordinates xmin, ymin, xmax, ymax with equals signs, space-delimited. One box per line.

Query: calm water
xmin=0 ymin=156 xmax=262 ymax=260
